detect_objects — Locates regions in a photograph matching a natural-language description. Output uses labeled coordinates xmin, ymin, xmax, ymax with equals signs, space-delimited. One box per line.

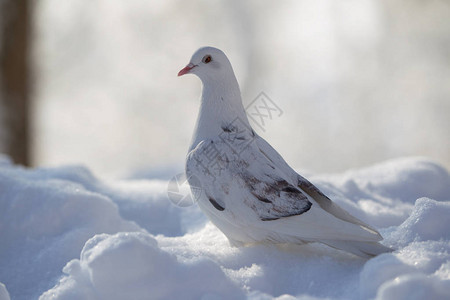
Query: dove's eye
xmin=202 ymin=55 xmax=212 ymax=64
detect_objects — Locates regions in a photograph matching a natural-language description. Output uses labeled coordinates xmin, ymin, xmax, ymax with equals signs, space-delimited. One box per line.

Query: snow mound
xmin=0 ymin=156 xmax=449 ymax=299
xmin=0 ymin=161 xmax=140 ymax=300
xmin=389 ymin=198 xmax=450 ymax=245
xmin=40 ymin=232 xmax=244 ymax=300
xmin=311 ymin=157 xmax=450 ymax=228
xmin=376 ymin=272 xmax=450 ymax=300
xmin=360 ymin=198 xmax=450 ymax=299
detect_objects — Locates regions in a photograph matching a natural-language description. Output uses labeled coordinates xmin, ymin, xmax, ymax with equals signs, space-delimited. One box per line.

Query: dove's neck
xmin=189 ymin=76 xmax=251 ymax=151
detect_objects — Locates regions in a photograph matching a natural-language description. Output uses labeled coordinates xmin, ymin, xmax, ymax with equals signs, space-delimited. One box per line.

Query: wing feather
xmin=255 ymin=134 xmax=381 ymax=237
xmin=186 ymin=134 xmax=312 ymax=221
xmin=297 ymin=174 xmax=380 ymax=236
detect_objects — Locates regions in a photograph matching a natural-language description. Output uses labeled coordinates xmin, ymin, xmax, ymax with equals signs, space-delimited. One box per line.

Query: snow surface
xmin=0 ymin=155 xmax=449 ymax=300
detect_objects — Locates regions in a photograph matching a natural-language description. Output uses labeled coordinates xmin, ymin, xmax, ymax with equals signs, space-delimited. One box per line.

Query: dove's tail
xmin=322 ymin=240 xmax=393 ymax=258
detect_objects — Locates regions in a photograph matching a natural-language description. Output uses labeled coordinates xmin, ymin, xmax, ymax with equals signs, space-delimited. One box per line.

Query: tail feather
xmin=322 ymin=240 xmax=393 ymax=258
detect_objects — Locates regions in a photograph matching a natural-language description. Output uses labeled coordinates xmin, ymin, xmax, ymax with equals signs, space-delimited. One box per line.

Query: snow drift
xmin=0 ymin=155 xmax=449 ymax=299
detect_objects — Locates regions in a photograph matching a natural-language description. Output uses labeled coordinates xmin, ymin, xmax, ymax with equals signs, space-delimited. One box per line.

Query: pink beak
xmin=178 ymin=63 xmax=196 ymax=76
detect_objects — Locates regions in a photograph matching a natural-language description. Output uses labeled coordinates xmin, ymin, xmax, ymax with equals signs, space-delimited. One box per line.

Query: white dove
xmin=178 ymin=46 xmax=392 ymax=258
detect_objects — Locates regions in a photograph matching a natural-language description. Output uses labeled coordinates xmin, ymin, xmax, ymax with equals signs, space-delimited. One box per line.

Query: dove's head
xmin=178 ymin=47 xmax=235 ymax=83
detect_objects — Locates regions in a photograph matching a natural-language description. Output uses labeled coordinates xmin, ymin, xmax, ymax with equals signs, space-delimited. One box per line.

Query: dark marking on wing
xmin=221 ymin=125 xmax=233 ymax=133
xmin=282 ymin=186 xmax=301 ymax=194
xmin=273 ymin=179 xmax=290 ymax=188
xmin=250 ymin=191 xmax=272 ymax=204
xmin=258 ymin=148 xmax=275 ymax=164
xmin=260 ymin=202 xmax=313 ymax=221
xmin=297 ymin=176 xmax=331 ymax=202
xmin=242 ymin=172 xmax=312 ymax=221
xmin=263 ymin=179 xmax=292 ymax=197
xmin=209 ymin=198 xmax=225 ymax=211
xmin=261 ymin=217 xmax=279 ymax=221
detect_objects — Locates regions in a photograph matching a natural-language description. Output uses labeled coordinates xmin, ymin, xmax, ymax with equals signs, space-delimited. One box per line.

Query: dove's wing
xmin=255 ymin=134 xmax=381 ymax=236
xmin=186 ymin=133 xmax=312 ymax=222
xmin=187 ymin=131 xmax=383 ymax=245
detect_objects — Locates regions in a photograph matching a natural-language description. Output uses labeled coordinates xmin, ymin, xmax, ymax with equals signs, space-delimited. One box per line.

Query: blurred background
xmin=1 ymin=0 xmax=449 ymax=179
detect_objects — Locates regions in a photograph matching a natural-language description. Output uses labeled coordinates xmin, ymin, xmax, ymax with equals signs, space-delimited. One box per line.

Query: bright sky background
xmin=33 ymin=0 xmax=450 ymax=178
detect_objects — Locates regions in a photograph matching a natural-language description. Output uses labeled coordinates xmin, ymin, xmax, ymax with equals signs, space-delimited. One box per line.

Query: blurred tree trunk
xmin=0 ymin=0 xmax=31 ymax=166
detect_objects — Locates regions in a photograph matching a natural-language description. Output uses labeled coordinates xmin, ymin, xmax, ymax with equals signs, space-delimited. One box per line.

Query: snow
xmin=0 ymin=155 xmax=449 ymax=300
